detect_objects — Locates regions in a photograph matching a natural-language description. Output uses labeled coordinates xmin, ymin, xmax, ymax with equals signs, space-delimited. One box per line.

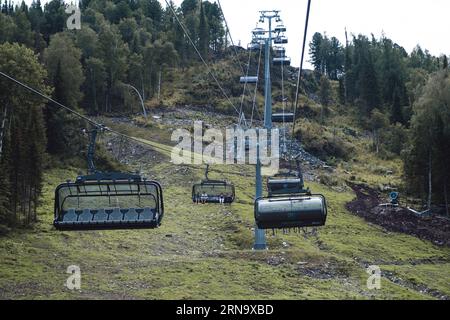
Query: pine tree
xmin=309 ymin=32 xmax=324 ymax=74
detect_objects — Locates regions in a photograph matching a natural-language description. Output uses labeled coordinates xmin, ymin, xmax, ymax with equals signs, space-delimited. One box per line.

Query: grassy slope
xmin=0 ymin=124 xmax=449 ymax=300
xmin=0 ymin=58 xmax=448 ymax=299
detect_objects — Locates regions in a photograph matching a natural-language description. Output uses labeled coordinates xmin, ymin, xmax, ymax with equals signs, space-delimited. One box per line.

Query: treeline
xmin=0 ymin=0 xmax=226 ymax=114
xmin=310 ymin=31 xmax=449 ymax=211
xmin=0 ymin=43 xmax=49 ymax=233
xmin=0 ymin=0 xmax=227 ymax=232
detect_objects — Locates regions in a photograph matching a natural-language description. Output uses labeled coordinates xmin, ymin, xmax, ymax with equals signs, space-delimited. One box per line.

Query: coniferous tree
xmin=404 ymin=70 xmax=450 ymax=209
xmin=309 ymin=32 xmax=324 ymax=74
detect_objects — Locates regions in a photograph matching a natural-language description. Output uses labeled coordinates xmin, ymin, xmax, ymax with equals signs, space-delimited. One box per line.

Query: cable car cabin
xmin=272 ymin=112 xmax=294 ymax=123
xmin=54 ymin=173 xmax=164 ymax=230
xmin=274 ymin=36 xmax=288 ymax=44
xmin=255 ymin=195 xmax=327 ymax=229
xmin=267 ymin=176 xmax=304 ymax=196
xmin=192 ymin=180 xmax=235 ymax=204
xmin=240 ymin=76 xmax=258 ymax=84
xmin=273 ymin=57 xmax=291 ymax=66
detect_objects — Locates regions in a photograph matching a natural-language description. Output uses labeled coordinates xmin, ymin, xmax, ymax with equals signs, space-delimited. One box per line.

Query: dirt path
xmin=346 ymin=182 xmax=450 ymax=247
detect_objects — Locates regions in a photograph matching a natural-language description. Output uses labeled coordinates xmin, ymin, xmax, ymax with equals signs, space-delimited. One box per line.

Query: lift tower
xmin=251 ymin=10 xmax=287 ymax=250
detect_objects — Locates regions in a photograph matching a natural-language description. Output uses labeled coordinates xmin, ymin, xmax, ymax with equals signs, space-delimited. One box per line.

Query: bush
xmin=318 ymin=174 xmax=340 ymax=187
xmin=296 ymin=121 xmax=354 ymax=161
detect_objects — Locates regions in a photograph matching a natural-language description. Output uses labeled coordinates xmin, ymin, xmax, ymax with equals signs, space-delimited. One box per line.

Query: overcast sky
xmin=25 ymin=0 xmax=450 ymax=68
xmin=164 ymin=0 xmax=450 ymax=68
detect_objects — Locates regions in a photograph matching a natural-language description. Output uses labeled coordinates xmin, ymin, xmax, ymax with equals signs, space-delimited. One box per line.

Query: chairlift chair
xmin=274 ymin=46 xmax=286 ymax=57
xmin=272 ymin=112 xmax=294 ymax=123
xmin=274 ymin=24 xmax=287 ymax=33
xmin=252 ymin=27 xmax=265 ymax=36
xmin=248 ymin=41 xmax=262 ymax=51
xmin=267 ymin=161 xmax=307 ymax=196
xmin=274 ymin=36 xmax=288 ymax=44
xmin=255 ymin=195 xmax=327 ymax=229
xmin=54 ymin=173 xmax=164 ymax=230
xmin=53 ymin=127 xmax=164 ymax=230
xmin=267 ymin=174 xmax=304 ymax=196
xmin=273 ymin=57 xmax=291 ymax=66
xmin=255 ymin=160 xmax=327 ymax=229
xmin=240 ymin=76 xmax=258 ymax=84
xmin=192 ymin=165 xmax=235 ymax=204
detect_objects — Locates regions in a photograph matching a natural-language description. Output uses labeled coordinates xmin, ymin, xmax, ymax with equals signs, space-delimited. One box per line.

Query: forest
xmin=0 ymin=0 xmax=449 ymax=234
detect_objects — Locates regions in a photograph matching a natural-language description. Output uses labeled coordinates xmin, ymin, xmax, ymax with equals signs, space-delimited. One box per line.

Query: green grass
xmin=0 ymin=123 xmax=449 ymax=300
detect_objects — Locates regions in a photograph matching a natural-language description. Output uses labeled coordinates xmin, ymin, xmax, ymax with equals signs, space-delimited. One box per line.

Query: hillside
xmin=0 ymin=0 xmax=449 ymax=302
xmin=0 ymin=106 xmax=449 ymax=300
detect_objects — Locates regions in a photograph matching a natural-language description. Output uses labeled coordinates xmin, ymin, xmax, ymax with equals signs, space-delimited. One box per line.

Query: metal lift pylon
xmin=253 ymin=10 xmax=282 ymax=250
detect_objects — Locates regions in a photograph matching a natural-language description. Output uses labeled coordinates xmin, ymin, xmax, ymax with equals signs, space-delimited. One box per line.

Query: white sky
xmin=24 ymin=0 xmax=450 ymax=68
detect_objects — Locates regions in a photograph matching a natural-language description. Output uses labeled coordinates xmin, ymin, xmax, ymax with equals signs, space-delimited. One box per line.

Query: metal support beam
xmin=264 ymin=34 xmax=272 ymax=130
xmin=253 ymin=132 xmax=266 ymax=250
xmin=253 ymin=10 xmax=281 ymax=250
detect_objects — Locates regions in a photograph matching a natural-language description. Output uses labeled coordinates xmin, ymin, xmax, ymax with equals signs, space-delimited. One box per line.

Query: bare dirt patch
xmin=346 ymin=182 xmax=450 ymax=247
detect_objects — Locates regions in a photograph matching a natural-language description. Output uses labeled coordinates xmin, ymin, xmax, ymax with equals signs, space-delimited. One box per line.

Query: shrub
xmin=296 ymin=121 xmax=354 ymax=161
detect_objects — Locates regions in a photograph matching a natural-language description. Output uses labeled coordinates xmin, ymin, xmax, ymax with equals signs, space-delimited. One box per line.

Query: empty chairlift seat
xmin=240 ymin=76 xmax=258 ymax=84
xmin=272 ymin=112 xmax=294 ymax=123
xmin=59 ymin=209 xmax=78 ymax=227
xmin=273 ymin=57 xmax=291 ymax=66
xmin=274 ymin=24 xmax=287 ymax=33
xmin=255 ymin=195 xmax=327 ymax=229
xmin=192 ymin=180 xmax=235 ymax=204
xmin=252 ymin=28 xmax=265 ymax=37
xmin=53 ymin=173 xmax=164 ymax=230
